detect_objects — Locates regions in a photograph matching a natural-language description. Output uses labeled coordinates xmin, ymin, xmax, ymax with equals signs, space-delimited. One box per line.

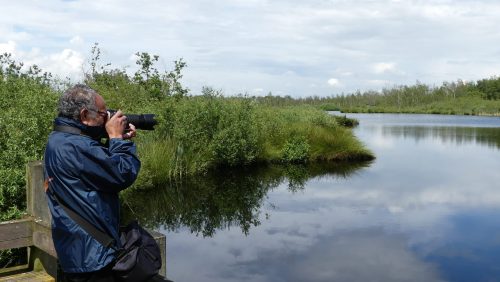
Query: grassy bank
xmin=134 ymin=91 xmax=373 ymax=188
xmin=327 ymin=95 xmax=500 ymax=116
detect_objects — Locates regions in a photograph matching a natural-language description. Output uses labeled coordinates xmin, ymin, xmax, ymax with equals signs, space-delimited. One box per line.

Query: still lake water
xmin=128 ymin=113 xmax=500 ymax=282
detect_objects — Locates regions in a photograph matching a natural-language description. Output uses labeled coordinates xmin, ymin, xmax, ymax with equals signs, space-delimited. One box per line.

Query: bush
xmin=151 ymin=88 xmax=261 ymax=177
xmin=0 ymin=54 xmax=59 ymax=220
xmin=281 ymin=136 xmax=310 ymax=163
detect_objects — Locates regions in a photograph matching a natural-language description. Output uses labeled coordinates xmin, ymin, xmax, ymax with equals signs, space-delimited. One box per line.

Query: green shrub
xmin=0 ymin=54 xmax=59 ymax=220
xmin=333 ymin=115 xmax=359 ymax=127
xmin=281 ymin=136 xmax=310 ymax=163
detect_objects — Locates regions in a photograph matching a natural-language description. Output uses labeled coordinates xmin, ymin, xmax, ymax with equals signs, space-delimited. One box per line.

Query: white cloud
xmin=252 ymin=88 xmax=264 ymax=94
xmin=373 ymin=62 xmax=396 ymax=74
xmin=25 ymin=48 xmax=84 ymax=80
xmin=51 ymin=49 xmax=84 ymax=72
xmin=367 ymin=79 xmax=391 ymax=86
xmin=70 ymin=36 xmax=84 ymax=45
xmin=421 ymin=4 xmax=468 ymax=19
xmin=327 ymin=78 xmax=340 ymax=86
xmin=0 ymin=40 xmax=16 ymax=54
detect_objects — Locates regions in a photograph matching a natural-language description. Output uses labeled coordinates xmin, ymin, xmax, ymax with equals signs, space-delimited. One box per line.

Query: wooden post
xmin=26 ymin=161 xmax=51 ymax=228
xmin=150 ymin=230 xmax=167 ymax=277
xmin=26 ymin=161 xmax=62 ymax=280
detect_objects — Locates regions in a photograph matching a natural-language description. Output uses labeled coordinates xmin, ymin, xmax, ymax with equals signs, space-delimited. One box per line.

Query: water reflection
xmin=127 ymin=114 xmax=500 ymax=282
xmin=231 ymin=228 xmax=442 ymax=282
xmin=415 ymin=209 xmax=500 ymax=282
xmin=121 ymin=162 xmax=371 ymax=237
xmin=363 ymin=126 xmax=500 ymax=148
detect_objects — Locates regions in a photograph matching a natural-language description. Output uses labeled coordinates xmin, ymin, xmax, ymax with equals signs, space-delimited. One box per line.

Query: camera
xmin=108 ymin=109 xmax=157 ymax=131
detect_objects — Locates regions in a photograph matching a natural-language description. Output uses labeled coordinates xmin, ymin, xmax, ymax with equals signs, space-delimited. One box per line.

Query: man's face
xmin=81 ymin=95 xmax=108 ymax=127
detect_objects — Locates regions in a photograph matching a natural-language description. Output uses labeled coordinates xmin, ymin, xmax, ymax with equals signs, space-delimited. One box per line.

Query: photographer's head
xmin=58 ymin=84 xmax=108 ymax=127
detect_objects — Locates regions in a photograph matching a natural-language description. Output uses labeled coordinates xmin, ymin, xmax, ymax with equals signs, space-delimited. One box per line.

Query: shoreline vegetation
xmin=259 ymin=79 xmax=500 ymax=116
xmin=136 ymin=97 xmax=374 ymax=188
xmin=0 ymin=45 xmax=372 ymax=231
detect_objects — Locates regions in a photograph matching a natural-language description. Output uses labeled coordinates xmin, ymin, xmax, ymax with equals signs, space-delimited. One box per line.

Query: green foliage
xmin=281 ymin=136 xmax=310 ymax=163
xmin=210 ymin=99 xmax=260 ymax=166
xmin=318 ymin=103 xmax=340 ymax=111
xmin=135 ymin=98 xmax=374 ymax=187
xmin=0 ymin=54 xmax=59 ymax=221
xmin=332 ymin=115 xmax=358 ymax=127
xmin=306 ymin=78 xmax=500 ymax=115
xmin=253 ymin=105 xmax=373 ymax=162
xmin=149 ymin=88 xmax=261 ymax=179
xmin=477 ymin=77 xmax=500 ymax=100
xmin=85 ymin=43 xmax=188 ymax=108
xmin=0 ymin=248 xmax=27 ymax=268
xmin=249 ymin=78 xmax=500 ymax=116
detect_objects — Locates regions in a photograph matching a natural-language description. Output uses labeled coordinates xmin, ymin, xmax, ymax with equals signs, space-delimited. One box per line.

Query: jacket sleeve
xmin=78 ymin=138 xmax=141 ymax=192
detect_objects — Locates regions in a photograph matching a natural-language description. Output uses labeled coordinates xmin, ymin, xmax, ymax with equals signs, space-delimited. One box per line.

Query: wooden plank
xmin=0 ymin=219 xmax=32 ymax=241
xmin=0 ymin=270 xmax=54 ymax=281
xmin=0 ymin=219 xmax=32 ymax=250
xmin=0 ymin=264 xmax=29 ymax=276
xmin=0 ymin=238 xmax=32 ymax=251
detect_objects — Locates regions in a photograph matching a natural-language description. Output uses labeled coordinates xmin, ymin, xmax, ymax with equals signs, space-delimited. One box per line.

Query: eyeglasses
xmin=88 ymin=109 xmax=108 ymax=118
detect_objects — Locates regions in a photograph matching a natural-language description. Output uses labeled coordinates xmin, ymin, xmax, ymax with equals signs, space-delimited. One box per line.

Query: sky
xmin=1 ymin=0 xmax=500 ymax=97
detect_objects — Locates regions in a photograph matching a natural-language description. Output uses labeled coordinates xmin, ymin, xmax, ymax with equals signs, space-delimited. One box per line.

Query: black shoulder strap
xmin=48 ymin=186 xmax=117 ymax=250
xmin=53 ymin=125 xmax=82 ymax=135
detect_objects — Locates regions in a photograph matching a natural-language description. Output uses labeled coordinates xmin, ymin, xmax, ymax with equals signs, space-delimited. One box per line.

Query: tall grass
xmin=132 ymin=90 xmax=374 ymax=188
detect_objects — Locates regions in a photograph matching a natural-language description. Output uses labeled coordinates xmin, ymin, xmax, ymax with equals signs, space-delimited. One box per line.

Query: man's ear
xmin=80 ymin=108 xmax=89 ymax=123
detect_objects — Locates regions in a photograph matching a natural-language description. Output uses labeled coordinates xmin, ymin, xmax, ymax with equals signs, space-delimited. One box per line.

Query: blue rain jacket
xmin=44 ymin=117 xmax=141 ymax=273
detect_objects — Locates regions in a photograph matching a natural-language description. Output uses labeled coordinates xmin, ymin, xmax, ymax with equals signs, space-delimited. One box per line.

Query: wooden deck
xmin=0 ymin=161 xmax=168 ymax=281
xmin=0 ymin=270 xmax=55 ymax=282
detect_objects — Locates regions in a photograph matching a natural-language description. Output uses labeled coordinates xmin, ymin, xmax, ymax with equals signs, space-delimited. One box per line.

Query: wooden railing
xmin=0 ymin=161 xmax=167 ymax=281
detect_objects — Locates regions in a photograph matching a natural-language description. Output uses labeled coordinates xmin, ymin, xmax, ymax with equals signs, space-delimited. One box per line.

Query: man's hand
xmin=123 ymin=123 xmax=137 ymax=140
xmin=105 ymin=110 xmax=137 ymax=139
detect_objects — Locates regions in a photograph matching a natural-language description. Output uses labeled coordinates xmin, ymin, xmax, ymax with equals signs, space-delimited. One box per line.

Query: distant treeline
xmin=250 ymin=78 xmax=500 ymax=115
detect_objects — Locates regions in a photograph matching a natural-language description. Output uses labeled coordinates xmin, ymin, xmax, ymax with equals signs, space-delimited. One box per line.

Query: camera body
xmin=108 ymin=109 xmax=157 ymax=131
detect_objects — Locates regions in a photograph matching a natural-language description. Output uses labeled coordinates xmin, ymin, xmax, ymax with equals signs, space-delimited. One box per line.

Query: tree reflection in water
xmin=121 ymin=162 xmax=371 ymax=237
xmin=377 ymin=126 xmax=500 ymax=148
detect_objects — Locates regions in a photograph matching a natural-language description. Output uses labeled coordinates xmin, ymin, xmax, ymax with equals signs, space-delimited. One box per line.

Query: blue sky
xmin=1 ymin=0 xmax=500 ymax=97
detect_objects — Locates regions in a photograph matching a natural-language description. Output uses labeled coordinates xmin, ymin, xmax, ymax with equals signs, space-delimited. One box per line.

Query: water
xmin=126 ymin=113 xmax=500 ymax=282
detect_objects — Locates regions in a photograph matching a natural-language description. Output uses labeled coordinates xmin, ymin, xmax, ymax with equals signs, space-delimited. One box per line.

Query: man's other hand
xmin=106 ymin=110 xmax=127 ymax=139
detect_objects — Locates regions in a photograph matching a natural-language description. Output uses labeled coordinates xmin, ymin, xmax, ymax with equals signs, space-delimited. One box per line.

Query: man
xmin=44 ymin=84 xmax=141 ymax=281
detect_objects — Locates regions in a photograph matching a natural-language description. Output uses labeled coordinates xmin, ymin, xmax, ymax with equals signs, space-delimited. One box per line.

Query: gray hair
xmin=58 ymin=84 xmax=99 ymax=120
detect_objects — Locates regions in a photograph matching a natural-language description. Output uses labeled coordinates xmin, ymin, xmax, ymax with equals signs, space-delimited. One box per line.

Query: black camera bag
xmin=48 ymin=186 xmax=162 ymax=282
xmin=112 ymin=220 xmax=162 ymax=281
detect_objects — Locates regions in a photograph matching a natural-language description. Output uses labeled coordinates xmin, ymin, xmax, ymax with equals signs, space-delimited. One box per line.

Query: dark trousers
xmin=63 ymin=263 xmax=116 ymax=282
